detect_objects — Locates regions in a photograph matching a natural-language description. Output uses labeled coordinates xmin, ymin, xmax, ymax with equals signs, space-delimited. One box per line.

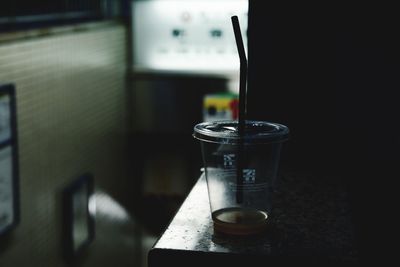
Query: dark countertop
xmin=148 ymin=170 xmax=358 ymax=266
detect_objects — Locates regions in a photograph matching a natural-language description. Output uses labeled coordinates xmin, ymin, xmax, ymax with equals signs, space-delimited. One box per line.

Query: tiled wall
xmin=0 ymin=22 xmax=131 ymax=266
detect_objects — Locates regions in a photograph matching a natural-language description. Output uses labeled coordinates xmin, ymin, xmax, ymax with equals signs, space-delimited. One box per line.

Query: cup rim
xmin=193 ymin=120 xmax=289 ymax=144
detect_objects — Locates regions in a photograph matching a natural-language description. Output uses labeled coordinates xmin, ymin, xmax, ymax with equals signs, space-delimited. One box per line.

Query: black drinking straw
xmin=231 ymin=16 xmax=248 ymax=132
xmin=231 ymin=15 xmax=247 ymax=204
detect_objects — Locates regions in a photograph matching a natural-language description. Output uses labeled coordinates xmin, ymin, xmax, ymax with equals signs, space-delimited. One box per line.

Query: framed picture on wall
xmin=0 ymin=83 xmax=17 ymax=146
xmin=62 ymin=173 xmax=95 ymax=261
xmin=0 ymin=83 xmax=20 ymax=236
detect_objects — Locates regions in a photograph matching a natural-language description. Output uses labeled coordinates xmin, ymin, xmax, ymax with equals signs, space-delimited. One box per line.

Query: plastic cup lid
xmin=193 ymin=120 xmax=289 ymax=144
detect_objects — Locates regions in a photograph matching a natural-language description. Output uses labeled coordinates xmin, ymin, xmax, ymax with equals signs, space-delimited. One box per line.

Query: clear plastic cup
xmin=193 ymin=120 xmax=289 ymax=236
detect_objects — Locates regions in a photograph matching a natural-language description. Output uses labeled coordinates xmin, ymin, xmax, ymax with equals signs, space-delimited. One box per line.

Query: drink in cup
xmin=193 ymin=120 xmax=289 ymax=236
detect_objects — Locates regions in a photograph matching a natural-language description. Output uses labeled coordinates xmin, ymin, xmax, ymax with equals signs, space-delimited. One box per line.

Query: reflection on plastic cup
xmin=193 ymin=120 xmax=289 ymax=236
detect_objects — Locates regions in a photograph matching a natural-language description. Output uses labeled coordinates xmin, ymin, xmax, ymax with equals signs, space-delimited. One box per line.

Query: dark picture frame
xmin=62 ymin=173 xmax=95 ymax=261
xmin=0 ymin=83 xmax=20 ymax=236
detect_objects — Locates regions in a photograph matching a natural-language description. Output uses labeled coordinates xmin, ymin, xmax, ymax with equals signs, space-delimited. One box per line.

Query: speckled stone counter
xmin=148 ymin=171 xmax=358 ymax=266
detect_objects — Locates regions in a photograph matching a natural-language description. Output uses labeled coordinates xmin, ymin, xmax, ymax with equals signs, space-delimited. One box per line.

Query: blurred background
xmin=1 ymin=1 xmax=399 ymax=266
xmin=1 ymin=0 xmax=246 ymax=266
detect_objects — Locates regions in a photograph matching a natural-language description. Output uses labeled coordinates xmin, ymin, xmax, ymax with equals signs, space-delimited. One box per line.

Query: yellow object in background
xmin=203 ymin=93 xmax=239 ymax=122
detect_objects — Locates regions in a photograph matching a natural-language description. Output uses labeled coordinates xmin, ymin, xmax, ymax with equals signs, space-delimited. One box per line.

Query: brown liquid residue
xmin=212 ymin=207 xmax=268 ymax=236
